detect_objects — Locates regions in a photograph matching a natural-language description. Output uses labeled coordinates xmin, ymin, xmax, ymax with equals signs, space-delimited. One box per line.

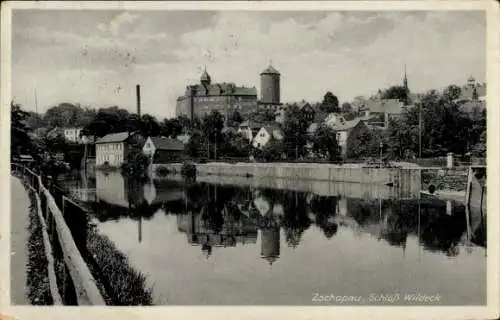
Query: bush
xmin=181 ymin=162 xmax=197 ymax=179
xmin=121 ymin=152 xmax=151 ymax=179
xmin=155 ymin=166 xmax=171 ymax=177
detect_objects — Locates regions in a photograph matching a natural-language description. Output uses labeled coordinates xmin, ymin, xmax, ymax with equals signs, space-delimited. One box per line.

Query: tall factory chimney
xmin=136 ymin=84 xmax=141 ymax=117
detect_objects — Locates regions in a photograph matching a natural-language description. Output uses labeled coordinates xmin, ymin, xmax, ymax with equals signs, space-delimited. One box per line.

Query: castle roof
xmin=261 ymin=65 xmax=280 ymax=75
xmin=188 ymin=83 xmax=257 ymax=97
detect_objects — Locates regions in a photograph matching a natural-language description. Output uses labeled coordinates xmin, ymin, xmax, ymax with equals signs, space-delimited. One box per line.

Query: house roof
xmin=261 ymin=123 xmax=283 ymax=140
xmin=328 ymin=118 xmax=363 ymax=131
xmin=176 ymin=134 xmax=191 ymax=144
xmin=298 ymin=101 xmax=312 ymax=110
xmin=307 ymin=123 xmax=319 ymax=134
xmin=364 ymin=99 xmax=404 ymax=114
xmin=149 ymin=136 xmax=185 ymax=151
xmin=262 ymin=124 xmax=282 ymax=133
xmin=96 ymin=132 xmax=133 ymax=144
xmin=239 ymin=120 xmax=264 ymax=130
xmin=221 ymin=126 xmax=238 ymax=134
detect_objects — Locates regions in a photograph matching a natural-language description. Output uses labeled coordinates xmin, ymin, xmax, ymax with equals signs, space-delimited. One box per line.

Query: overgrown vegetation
xmin=155 ymin=165 xmax=172 ymax=177
xmin=181 ymin=162 xmax=197 ymax=179
xmin=25 ymin=186 xmax=53 ymax=305
xmin=86 ymin=225 xmax=154 ymax=305
xmin=121 ymin=152 xmax=151 ymax=179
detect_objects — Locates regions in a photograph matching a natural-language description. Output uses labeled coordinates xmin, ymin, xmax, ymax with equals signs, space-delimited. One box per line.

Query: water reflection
xmin=58 ymin=170 xmax=487 ymax=305
xmin=64 ymin=170 xmax=486 ymax=260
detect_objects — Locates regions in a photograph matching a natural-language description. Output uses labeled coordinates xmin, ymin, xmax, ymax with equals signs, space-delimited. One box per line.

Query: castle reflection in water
xmin=63 ymin=170 xmax=486 ymax=265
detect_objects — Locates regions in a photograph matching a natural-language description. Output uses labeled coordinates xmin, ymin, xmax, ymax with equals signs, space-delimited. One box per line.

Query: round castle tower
xmin=260 ymin=63 xmax=281 ymax=105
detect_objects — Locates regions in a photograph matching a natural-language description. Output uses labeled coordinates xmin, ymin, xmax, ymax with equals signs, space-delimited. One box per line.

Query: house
xmin=143 ymin=136 xmax=185 ymax=163
xmin=307 ymin=123 xmax=319 ymax=138
xmin=238 ymin=120 xmax=264 ymax=141
xmin=274 ymin=108 xmax=286 ymax=124
xmin=95 ymin=132 xmax=144 ymax=167
xmin=298 ymin=101 xmax=315 ymax=122
xmin=361 ymin=99 xmax=405 ymax=128
xmin=221 ymin=126 xmax=239 ymax=136
xmin=63 ymin=127 xmax=83 ymax=143
xmin=176 ymin=134 xmax=191 ymax=145
xmin=306 ymin=118 xmax=369 ymax=158
xmin=252 ymin=124 xmax=284 ymax=149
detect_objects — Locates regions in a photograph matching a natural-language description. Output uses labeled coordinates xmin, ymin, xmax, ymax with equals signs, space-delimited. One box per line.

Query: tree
xmin=227 ymin=110 xmax=244 ymax=127
xmin=320 ymin=91 xmax=340 ymax=113
xmin=186 ymin=129 xmax=204 ymax=158
xmin=140 ymin=114 xmax=161 ymax=137
xmin=11 ymin=102 xmax=35 ymax=158
xmin=202 ymin=111 xmax=225 ymax=158
xmin=381 ymin=85 xmax=409 ymax=104
xmin=283 ymin=106 xmax=310 ymax=159
xmin=384 ymin=89 xmax=474 ymax=158
xmin=341 ymin=102 xmax=353 ymax=114
xmin=221 ymin=131 xmax=251 ymax=158
xmin=443 ymin=85 xmax=462 ymax=101
xmin=161 ymin=118 xmax=183 ymax=138
xmin=43 ymin=102 xmax=96 ymax=128
xmin=311 ymin=125 xmax=340 ymax=162
xmin=249 ymin=109 xmax=276 ymax=123
xmin=253 ymin=140 xmax=284 ymax=162
xmin=346 ymin=126 xmax=378 ymax=159
xmin=25 ymin=111 xmax=45 ymax=130
xmin=473 ymin=131 xmax=486 ymax=157
xmin=83 ymin=106 xmax=131 ymax=137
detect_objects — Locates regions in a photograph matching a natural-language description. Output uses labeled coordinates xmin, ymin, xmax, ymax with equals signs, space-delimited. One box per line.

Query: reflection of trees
xmin=281 ymin=191 xmax=311 ymax=248
xmin=346 ymin=198 xmax=381 ymax=226
xmin=419 ymin=203 xmax=467 ymax=256
xmin=309 ymin=195 xmax=339 ymax=239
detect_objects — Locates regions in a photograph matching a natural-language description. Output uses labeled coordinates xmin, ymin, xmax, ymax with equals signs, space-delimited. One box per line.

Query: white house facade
xmin=252 ymin=126 xmax=283 ymax=149
xmin=95 ymin=132 xmax=133 ymax=167
xmin=63 ymin=127 xmax=83 ymax=143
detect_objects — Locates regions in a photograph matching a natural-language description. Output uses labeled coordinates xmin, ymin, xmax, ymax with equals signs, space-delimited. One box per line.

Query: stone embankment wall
xmin=421 ymin=168 xmax=468 ymax=191
xmin=149 ymin=162 xmax=421 ymax=196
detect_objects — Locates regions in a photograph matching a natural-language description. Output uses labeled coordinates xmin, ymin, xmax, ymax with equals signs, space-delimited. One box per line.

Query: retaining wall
xmin=149 ymin=162 xmax=421 ymax=196
xmin=421 ymin=168 xmax=468 ymax=191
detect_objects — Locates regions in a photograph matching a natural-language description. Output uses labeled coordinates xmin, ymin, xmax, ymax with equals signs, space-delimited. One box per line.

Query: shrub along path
xmin=10 ymin=177 xmax=30 ymax=305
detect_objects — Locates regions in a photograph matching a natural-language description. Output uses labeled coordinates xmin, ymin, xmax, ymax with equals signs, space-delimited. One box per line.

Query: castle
xmin=175 ymin=63 xmax=282 ymax=120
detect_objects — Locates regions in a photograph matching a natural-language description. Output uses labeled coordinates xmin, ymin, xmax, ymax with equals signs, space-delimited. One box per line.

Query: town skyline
xmin=12 ymin=10 xmax=485 ymax=118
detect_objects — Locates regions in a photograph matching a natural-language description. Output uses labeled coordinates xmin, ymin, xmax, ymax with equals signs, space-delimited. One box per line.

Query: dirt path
xmin=10 ymin=176 xmax=30 ymax=305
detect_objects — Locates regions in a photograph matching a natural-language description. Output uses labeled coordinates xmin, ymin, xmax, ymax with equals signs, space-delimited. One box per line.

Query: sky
xmin=12 ymin=9 xmax=486 ymax=119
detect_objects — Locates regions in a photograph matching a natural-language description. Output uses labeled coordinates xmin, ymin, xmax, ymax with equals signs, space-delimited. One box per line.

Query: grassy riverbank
xmin=86 ymin=223 xmax=154 ymax=305
xmin=24 ymin=185 xmax=53 ymax=305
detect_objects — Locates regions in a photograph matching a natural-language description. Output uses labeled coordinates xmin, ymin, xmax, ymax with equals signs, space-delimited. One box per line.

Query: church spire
xmin=403 ymin=64 xmax=410 ymax=105
xmin=403 ymin=64 xmax=408 ymax=90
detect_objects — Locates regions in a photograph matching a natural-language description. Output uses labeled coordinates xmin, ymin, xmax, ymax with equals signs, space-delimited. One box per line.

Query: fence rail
xmin=11 ymin=163 xmax=105 ymax=306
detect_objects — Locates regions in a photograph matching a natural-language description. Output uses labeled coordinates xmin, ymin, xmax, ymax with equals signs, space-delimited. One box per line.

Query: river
xmin=58 ymin=170 xmax=486 ymax=305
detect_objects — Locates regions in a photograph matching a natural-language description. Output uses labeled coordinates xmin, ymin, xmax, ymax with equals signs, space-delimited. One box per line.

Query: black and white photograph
xmin=1 ymin=0 xmax=498 ymax=318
